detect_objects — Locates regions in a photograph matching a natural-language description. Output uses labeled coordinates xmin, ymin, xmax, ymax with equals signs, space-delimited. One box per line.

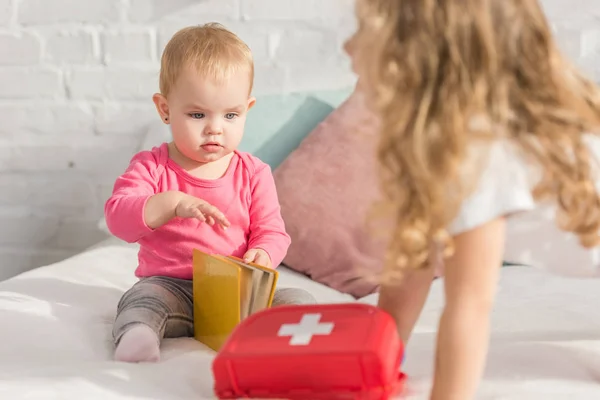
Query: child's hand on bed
xmin=175 ymin=193 xmax=231 ymax=228
xmin=243 ymin=249 xmax=272 ymax=268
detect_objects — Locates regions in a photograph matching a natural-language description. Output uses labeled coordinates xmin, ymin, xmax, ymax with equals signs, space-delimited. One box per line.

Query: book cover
xmin=192 ymin=249 xmax=278 ymax=351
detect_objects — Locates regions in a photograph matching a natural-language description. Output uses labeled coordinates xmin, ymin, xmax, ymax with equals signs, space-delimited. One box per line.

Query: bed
xmin=1 ymin=237 xmax=599 ymax=399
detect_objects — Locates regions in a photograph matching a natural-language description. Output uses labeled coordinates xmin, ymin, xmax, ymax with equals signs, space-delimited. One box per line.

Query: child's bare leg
xmin=112 ymin=276 xmax=194 ymax=363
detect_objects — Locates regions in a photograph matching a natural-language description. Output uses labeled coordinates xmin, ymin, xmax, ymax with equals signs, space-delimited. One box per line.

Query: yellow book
xmin=192 ymin=248 xmax=279 ymax=351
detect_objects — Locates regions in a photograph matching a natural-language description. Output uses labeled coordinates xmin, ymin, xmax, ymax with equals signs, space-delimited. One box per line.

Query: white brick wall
xmin=0 ymin=0 xmax=599 ymax=280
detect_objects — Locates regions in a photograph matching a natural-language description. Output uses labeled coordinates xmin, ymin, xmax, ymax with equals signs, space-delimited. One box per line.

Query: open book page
xmin=225 ymin=257 xmax=277 ymax=318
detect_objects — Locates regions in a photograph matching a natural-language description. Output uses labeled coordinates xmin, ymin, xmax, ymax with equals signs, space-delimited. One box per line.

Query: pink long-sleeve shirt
xmin=104 ymin=143 xmax=291 ymax=279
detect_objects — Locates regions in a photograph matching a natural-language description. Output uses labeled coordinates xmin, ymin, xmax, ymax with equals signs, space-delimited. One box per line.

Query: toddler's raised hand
xmin=175 ymin=194 xmax=230 ymax=229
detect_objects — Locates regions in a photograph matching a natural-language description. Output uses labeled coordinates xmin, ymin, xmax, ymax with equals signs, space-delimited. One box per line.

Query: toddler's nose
xmin=205 ymin=119 xmax=223 ymax=135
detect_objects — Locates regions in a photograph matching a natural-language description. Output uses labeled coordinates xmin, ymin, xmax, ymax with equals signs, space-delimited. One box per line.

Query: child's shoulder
xmin=128 ymin=142 xmax=169 ymax=169
xmin=450 ymin=139 xmax=537 ymax=235
xmin=234 ymin=151 xmax=271 ymax=176
xmin=118 ymin=143 xmax=169 ymax=181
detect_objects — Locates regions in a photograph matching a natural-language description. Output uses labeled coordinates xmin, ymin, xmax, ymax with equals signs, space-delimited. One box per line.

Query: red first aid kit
xmin=212 ymin=303 xmax=406 ymax=400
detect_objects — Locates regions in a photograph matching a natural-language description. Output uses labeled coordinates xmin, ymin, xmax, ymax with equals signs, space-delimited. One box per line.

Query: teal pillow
xmin=240 ymin=87 xmax=354 ymax=169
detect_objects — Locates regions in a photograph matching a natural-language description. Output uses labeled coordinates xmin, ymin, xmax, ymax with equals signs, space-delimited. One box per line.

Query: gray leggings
xmin=112 ymin=276 xmax=317 ymax=345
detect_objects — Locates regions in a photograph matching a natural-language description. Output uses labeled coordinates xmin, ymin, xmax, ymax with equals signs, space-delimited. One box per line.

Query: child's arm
xmin=105 ymin=152 xmax=161 ymax=243
xmin=245 ymin=164 xmax=291 ymax=268
xmin=377 ymin=265 xmax=436 ymax=343
xmin=430 ymin=217 xmax=505 ymax=400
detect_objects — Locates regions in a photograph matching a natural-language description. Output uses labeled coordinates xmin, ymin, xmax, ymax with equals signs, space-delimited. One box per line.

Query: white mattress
xmin=1 ymin=239 xmax=599 ymax=399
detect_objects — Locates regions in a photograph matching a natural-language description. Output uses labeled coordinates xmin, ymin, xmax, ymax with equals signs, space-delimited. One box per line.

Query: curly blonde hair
xmin=350 ymin=0 xmax=600 ymax=279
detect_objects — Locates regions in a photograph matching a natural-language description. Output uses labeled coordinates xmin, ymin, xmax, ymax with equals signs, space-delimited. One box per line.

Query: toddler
xmin=346 ymin=0 xmax=600 ymax=399
xmin=104 ymin=23 xmax=315 ymax=363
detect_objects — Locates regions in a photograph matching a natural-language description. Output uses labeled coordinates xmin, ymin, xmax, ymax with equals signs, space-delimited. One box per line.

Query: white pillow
xmin=97 ymin=121 xmax=171 ymax=234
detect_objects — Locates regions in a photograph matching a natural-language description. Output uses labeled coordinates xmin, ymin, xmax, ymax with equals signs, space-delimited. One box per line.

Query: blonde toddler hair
xmin=159 ymin=23 xmax=254 ymax=97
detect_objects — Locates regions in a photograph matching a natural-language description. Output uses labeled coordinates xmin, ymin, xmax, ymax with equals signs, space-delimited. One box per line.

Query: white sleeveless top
xmin=448 ymin=138 xmax=600 ymax=278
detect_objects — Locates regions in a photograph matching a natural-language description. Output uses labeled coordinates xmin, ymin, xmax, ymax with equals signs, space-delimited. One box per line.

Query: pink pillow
xmin=273 ymin=89 xmax=387 ymax=298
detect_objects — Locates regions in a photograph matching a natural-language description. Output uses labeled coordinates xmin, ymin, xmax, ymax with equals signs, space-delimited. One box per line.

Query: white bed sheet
xmin=0 ymin=239 xmax=599 ymax=399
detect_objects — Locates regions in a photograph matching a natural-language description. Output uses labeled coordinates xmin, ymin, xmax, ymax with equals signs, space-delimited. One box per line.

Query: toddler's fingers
xmin=212 ymin=212 xmax=230 ymax=228
xmin=191 ymin=209 xmax=206 ymax=222
xmin=206 ymin=216 xmax=215 ymax=226
xmin=254 ymin=252 xmax=270 ymax=267
xmin=200 ymin=204 xmax=230 ymax=228
xmin=243 ymin=249 xmax=258 ymax=263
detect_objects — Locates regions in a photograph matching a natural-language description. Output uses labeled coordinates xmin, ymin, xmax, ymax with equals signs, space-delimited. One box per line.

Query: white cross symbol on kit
xmin=277 ymin=313 xmax=335 ymax=346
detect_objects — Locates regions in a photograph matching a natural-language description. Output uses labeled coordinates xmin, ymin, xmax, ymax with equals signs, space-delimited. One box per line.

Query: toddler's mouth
xmin=201 ymin=142 xmax=222 ymax=153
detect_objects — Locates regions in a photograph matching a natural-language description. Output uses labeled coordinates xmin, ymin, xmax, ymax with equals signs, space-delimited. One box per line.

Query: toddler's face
xmin=158 ymin=67 xmax=255 ymax=164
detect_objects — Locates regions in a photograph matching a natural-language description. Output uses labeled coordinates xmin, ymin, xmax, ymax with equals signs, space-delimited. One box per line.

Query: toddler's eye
xmin=189 ymin=113 xmax=204 ymax=119
xmin=225 ymin=113 xmax=237 ymax=120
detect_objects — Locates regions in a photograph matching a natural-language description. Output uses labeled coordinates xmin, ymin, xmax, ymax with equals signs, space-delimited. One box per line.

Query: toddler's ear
xmin=247 ymin=96 xmax=256 ymax=110
xmin=152 ymin=93 xmax=170 ymax=123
